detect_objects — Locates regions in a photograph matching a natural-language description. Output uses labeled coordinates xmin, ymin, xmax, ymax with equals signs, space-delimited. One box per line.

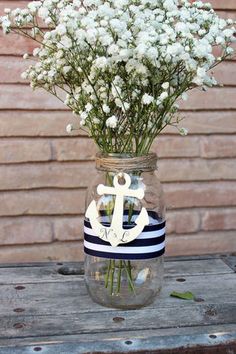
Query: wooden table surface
xmin=0 ymin=254 xmax=235 ymax=354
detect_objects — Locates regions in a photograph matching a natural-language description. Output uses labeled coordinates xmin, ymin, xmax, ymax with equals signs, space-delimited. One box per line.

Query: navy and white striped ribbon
xmin=84 ymin=211 xmax=165 ymax=260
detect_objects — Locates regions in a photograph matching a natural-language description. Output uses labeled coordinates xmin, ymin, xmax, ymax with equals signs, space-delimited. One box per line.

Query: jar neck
xmin=95 ymin=152 xmax=157 ymax=173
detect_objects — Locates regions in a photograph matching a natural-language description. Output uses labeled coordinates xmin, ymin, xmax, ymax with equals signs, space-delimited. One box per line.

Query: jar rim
xmin=95 ymin=152 xmax=157 ymax=172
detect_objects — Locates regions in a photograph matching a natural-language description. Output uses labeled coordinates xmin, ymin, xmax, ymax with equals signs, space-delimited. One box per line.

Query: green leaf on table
xmin=170 ymin=291 xmax=194 ymax=300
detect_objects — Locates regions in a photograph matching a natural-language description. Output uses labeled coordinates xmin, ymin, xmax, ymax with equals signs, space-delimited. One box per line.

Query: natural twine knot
xmin=95 ymin=153 xmax=157 ymax=172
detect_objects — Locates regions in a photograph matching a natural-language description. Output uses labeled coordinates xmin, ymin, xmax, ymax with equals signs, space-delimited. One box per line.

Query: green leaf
xmin=170 ymin=291 xmax=194 ymax=300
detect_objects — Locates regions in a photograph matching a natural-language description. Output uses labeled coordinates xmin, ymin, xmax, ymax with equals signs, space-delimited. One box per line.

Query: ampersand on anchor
xmin=85 ymin=173 xmax=149 ymax=247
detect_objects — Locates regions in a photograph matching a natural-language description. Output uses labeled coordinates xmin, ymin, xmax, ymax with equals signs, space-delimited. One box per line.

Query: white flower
xmin=60 ymin=36 xmax=72 ymax=48
xmin=63 ymin=66 xmax=71 ymax=74
xmin=33 ymin=48 xmax=40 ymax=57
xmin=93 ymin=117 xmax=100 ymax=124
xmin=226 ymin=47 xmax=234 ymax=55
xmin=85 ymin=103 xmax=92 ymax=112
xmin=106 ymin=115 xmax=118 ymax=128
xmin=162 ymin=82 xmax=169 ymax=90
xmin=159 ymin=92 xmax=168 ymax=101
xmin=1 ymin=17 xmax=11 ymax=34
xmin=66 ymin=124 xmax=73 ymax=133
xmin=28 ymin=1 xmax=41 ymax=14
xmin=1 ymin=0 xmax=235 ymax=148
xmin=142 ymin=93 xmax=154 ymax=105
xmin=56 ymin=24 xmax=67 ymax=35
xmin=93 ymin=57 xmax=108 ymax=70
xmin=73 ymin=0 xmax=81 ymax=6
xmin=38 ymin=7 xmax=49 ymax=18
xmin=102 ymin=104 xmax=110 ymax=113
xmin=80 ymin=111 xmax=88 ymax=120
xmin=23 ymin=53 xmax=29 ymax=59
xmin=4 ymin=8 xmax=11 ymax=14
xmin=179 ymin=127 xmax=188 ymax=136
xmin=21 ymin=71 xmax=28 ymax=80
xmin=181 ymin=93 xmax=188 ymax=101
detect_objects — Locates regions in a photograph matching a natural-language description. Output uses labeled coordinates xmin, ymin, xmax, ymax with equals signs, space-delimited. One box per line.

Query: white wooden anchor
xmin=85 ymin=172 xmax=149 ymax=247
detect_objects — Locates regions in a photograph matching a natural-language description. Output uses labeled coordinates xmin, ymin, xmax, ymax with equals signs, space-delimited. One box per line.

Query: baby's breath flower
xmin=21 ymin=71 xmax=28 ymax=80
xmin=1 ymin=0 xmax=234 ymax=153
xmin=106 ymin=115 xmax=118 ymax=128
xmin=142 ymin=93 xmax=154 ymax=105
xmin=66 ymin=124 xmax=74 ymax=134
xmin=102 ymin=104 xmax=110 ymax=113
xmin=159 ymin=92 xmax=168 ymax=101
xmin=162 ymin=82 xmax=170 ymax=90
xmin=179 ymin=127 xmax=188 ymax=136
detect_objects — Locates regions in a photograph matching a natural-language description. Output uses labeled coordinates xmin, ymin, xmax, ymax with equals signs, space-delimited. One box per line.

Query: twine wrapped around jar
xmin=95 ymin=153 xmax=157 ymax=173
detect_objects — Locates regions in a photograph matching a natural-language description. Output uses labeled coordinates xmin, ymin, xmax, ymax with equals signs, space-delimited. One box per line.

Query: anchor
xmin=85 ymin=172 xmax=149 ymax=247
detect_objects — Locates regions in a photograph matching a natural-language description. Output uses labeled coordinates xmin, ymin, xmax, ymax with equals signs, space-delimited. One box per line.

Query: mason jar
xmin=84 ymin=153 xmax=165 ymax=309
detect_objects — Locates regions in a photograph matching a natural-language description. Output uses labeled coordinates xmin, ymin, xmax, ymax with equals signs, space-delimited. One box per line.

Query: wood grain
xmin=0 ymin=256 xmax=235 ymax=353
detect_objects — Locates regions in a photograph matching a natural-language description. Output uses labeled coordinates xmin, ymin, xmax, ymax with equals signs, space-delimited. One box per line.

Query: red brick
xmin=1 ymin=158 xmax=234 ymax=191
xmin=0 ymin=111 xmax=81 ymax=137
xmin=0 ymin=217 xmax=53 ymax=245
xmin=0 ymin=231 xmax=234 ymax=262
xmin=164 ymin=181 xmax=236 ymax=209
xmin=152 ymin=136 xmax=200 ymax=158
xmin=166 ymin=231 xmax=236 ymax=256
xmin=0 ymin=56 xmax=30 ymax=84
xmin=166 ymin=210 xmax=200 ymax=234
xmin=180 ymin=87 xmax=236 ymax=110
xmin=54 ymin=217 xmax=84 ymax=241
xmin=1 ymin=158 xmax=235 ymax=190
xmin=216 ymin=11 xmax=236 ymax=21
xmin=170 ymin=111 xmax=236 ymax=135
xmin=202 ymin=208 xmax=236 ymax=231
xmin=212 ymin=62 xmax=236 ymax=86
xmin=0 ymin=84 xmax=65 ymax=110
xmin=0 ymin=162 xmax=96 ymax=190
xmin=2 ymin=57 xmax=235 ymax=86
xmin=53 ymin=136 xmax=200 ymax=161
xmin=53 ymin=138 xmax=97 ymax=161
xmin=1 ymin=85 xmax=236 ymax=111
xmin=0 ymin=241 xmax=84 ymax=262
xmin=0 ymin=189 xmax=86 ymax=216
xmin=206 ymin=0 xmax=236 ymax=10
xmin=159 ymin=158 xmax=236 ymax=182
xmin=0 ymin=111 xmax=235 ymax=137
xmin=0 ymin=139 xmax=52 ymax=163
xmin=200 ymin=136 xmax=236 ymax=158
xmin=0 ymin=31 xmax=37 ymax=55
xmin=0 ymin=1 xmax=29 ymax=16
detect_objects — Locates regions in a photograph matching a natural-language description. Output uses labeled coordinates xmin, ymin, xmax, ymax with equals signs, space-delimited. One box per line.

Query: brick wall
xmin=0 ymin=1 xmax=236 ymax=262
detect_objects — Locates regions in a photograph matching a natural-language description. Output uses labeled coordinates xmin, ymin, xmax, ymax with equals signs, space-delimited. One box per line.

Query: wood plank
xmin=0 ymin=257 xmax=234 ymax=352
xmin=0 ymin=258 xmax=232 ymax=285
xmin=0 ymin=302 xmax=235 ymax=338
xmin=0 ymin=331 xmax=235 ymax=354
xmin=0 ymin=273 xmax=235 ymax=316
xmin=1 ymin=324 xmax=236 ymax=349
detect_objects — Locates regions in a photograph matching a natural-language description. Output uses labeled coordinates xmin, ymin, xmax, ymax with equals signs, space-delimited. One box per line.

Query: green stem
xmin=116 ymin=260 xmax=123 ymax=294
xmin=110 ymin=260 xmax=115 ymax=295
xmin=105 ymin=260 xmax=112 ymax=288
xmin=123 ymin=261 xmax=136 ymax=294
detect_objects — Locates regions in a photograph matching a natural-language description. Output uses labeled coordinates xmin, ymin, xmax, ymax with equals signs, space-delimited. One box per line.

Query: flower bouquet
xmin=1 ymin=0 xmax=235 ymax=308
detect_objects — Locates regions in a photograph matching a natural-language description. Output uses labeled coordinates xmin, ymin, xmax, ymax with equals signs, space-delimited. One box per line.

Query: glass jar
xmin=84 ymin=153 xmax=165 ymax=309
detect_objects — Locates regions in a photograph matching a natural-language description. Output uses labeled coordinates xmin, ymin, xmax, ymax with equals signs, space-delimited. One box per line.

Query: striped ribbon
xmin=84 ymin=211 xmax=165 ymax=260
